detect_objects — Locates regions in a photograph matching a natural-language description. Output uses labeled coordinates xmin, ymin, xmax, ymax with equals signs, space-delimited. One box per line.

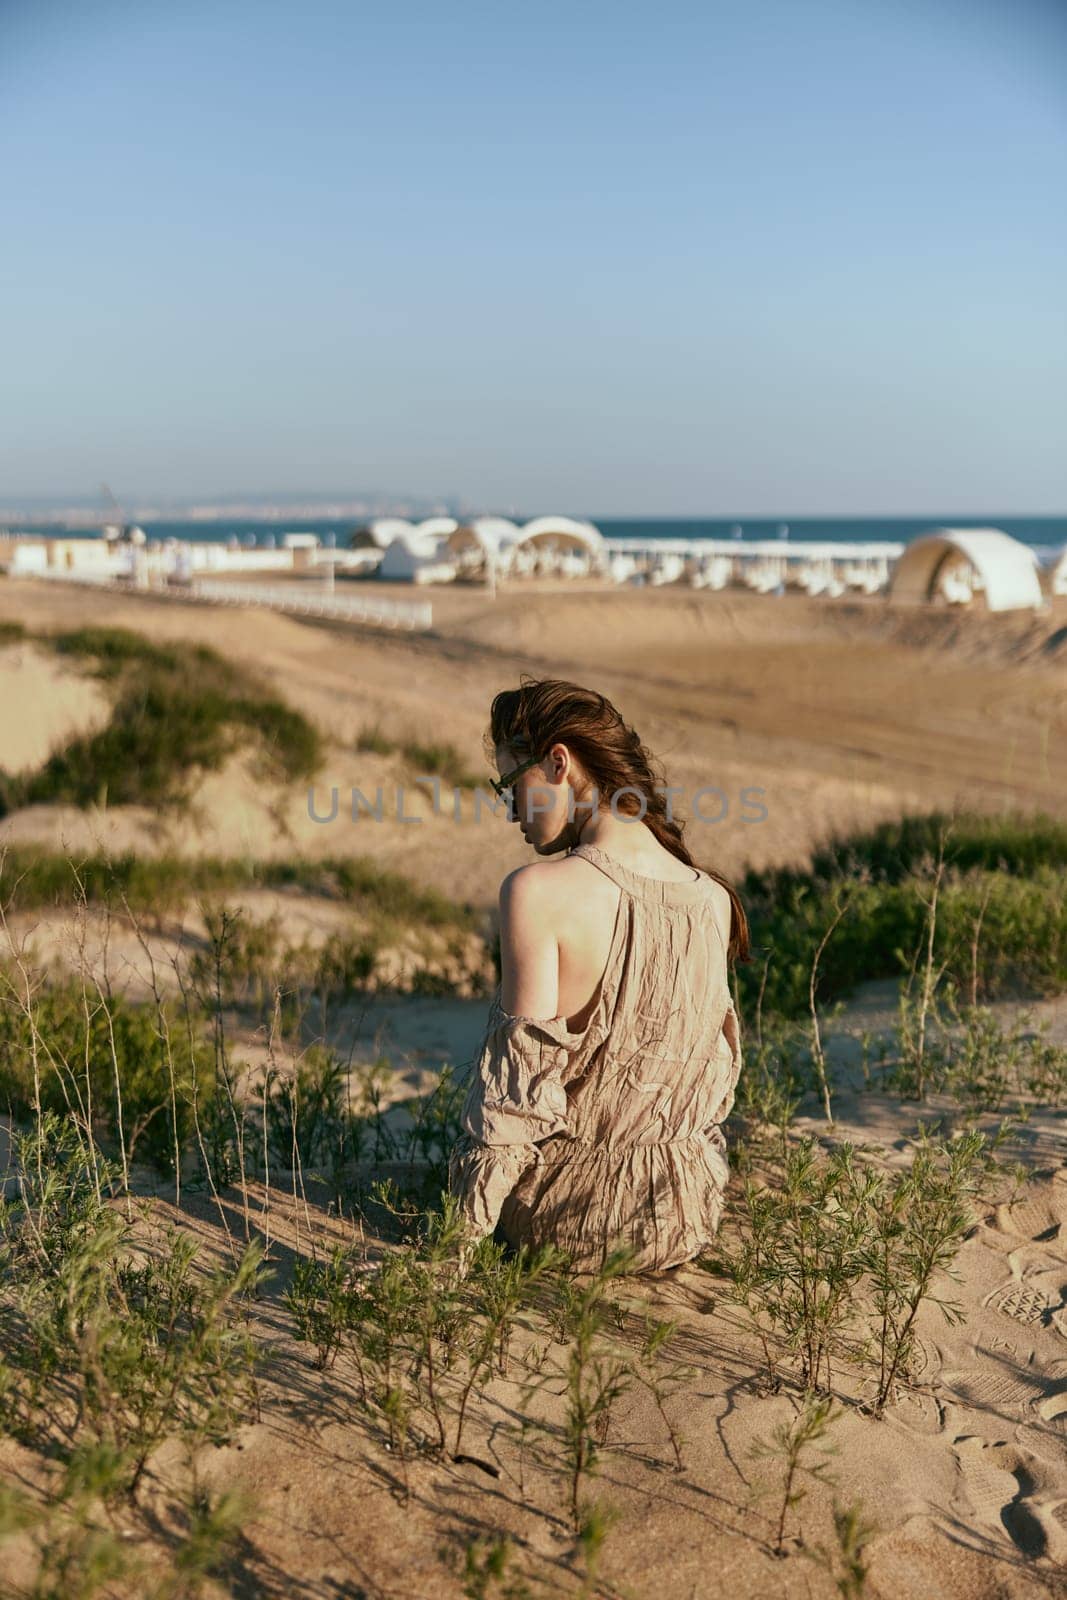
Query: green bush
xmin=400 ymin=737 xmax=484 ymax=790
xmin=738 ymin=815 xmax=1067 ymax=1019
xmin=708 ymin=1128 xmax=997 ymax=1408
xmin=189 ymin=906 xmax=284 ymax=1009
xmin=804 ymin=810 xmax=1067 ymax=887
xmin=265 ymin=1044 xmax=353 ymax=1172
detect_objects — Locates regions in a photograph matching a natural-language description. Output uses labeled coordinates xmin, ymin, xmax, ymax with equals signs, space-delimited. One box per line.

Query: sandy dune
xmin=2 ymin=579 xmax=1065 ymax=911
xmin=0 ymin=637 xmax=111 ymax=775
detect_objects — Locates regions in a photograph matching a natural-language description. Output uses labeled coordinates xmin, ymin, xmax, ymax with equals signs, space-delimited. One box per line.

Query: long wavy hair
xmin=488 ymin=675 xmax=750 ymax=965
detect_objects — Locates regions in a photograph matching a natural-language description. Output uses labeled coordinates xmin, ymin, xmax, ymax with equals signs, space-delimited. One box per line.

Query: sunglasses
xmin=489 ymin=753 xmax=543 ymax=799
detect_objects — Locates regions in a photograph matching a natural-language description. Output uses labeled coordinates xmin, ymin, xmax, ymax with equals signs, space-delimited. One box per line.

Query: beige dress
xmin=448 ymin=840 xmax=743 ymax=1272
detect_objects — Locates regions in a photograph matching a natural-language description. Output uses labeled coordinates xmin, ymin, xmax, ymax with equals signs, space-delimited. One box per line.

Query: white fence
xmin=190 ymin=579 xmax=433 ymax=630
xmin=18 ymin=569 xmax=433 ymax=630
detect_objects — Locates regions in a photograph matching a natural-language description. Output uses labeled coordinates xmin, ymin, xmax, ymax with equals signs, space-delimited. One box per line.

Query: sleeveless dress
xmin=448 ymin=841 xmax=743 ymax=1273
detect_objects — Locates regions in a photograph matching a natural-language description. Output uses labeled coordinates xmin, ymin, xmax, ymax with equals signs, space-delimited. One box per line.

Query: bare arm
xmin=498 ymin=865 xmax=561 ymax=1020
xmin=449 ymin=866 xmax=572 ymax=1244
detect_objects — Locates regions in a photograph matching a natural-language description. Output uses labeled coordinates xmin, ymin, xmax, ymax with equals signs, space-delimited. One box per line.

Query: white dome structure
xmin=444 ymin=518 xmax=523 ymax=577
xmin=444 ymin=514 xmax=603 ymax=582
xmin=510 ymin=517 xmax=603 ymax=578
xmin=518 ymin=516 xmax=602 ymax=549
xmin=888 ymin=528 xmax=1044 ymax=613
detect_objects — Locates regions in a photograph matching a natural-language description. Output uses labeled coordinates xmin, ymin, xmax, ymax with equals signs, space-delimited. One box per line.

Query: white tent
xmin=444 ymin=518 xmax=523 ymax=576
xmin=377 ymin=530 xmax=457 ymax=584
xmin=888 ymin=528 xmax=1044 ymax=613
xmin=608 ymin=551 xmax=639 ymax=584
xmin=510 ymin=517 xmax=604 ymax=577
xmin=518 ymin=515 xmax=602 ymax=550
xmin=445 ymin=515 xmax=604 ymax=581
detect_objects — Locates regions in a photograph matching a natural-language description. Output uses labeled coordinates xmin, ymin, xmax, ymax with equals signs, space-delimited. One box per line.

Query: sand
xmin=2 ymin=578 xmax=1066 ymax=907
xmin=1 ymin=574 xmax=1066 ymax=1596
xmin=0 ymin=637 xmax=111 ymax=775
xmin=0 ymin=978 xmax=1064 ymax=1599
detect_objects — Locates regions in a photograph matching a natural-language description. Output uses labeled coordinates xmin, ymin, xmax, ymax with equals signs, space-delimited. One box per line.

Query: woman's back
xmin=449 ymin=839 xmax=743 ymax=1272
xmin=550 ymin=840 xmax=733 ymax=1032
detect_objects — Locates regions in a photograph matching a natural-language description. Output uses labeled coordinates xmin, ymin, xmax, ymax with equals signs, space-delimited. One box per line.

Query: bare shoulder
xmin=498 ymin=855 xmax=601 ymax=918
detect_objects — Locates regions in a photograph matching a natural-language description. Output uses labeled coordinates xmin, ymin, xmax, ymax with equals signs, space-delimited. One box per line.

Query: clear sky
xmin=2 ymin=0 xmax=1065 ymax=515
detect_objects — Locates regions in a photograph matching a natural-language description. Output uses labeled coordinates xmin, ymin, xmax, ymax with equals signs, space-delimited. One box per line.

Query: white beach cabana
xmin=443 ymin=518 xmax=523 ymax=578
xmin=608 ymin=551 xmax=639 ymax=584
xmin=511 ymin=517 xmax=604 ymax=578
xmin=688 ymin=555 xmax=732 ymax=590
xmin=888 ymin=528 xmax=1044 ymax=613
xmin=377 ymin=528 xmax=457 ymax=585
xmin=648 ymin=552 xmax=687 ymax=585
xmin=444 ymin=515 xmax=604 ymax=582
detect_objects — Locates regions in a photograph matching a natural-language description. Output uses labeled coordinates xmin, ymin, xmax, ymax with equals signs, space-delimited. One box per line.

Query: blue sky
xmin=2 ymin=0 xmax=1065 ymax=514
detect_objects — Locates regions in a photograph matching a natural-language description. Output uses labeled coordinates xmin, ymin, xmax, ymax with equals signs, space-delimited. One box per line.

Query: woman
xmin=448 ymin=677 xmax=749 ymax=1273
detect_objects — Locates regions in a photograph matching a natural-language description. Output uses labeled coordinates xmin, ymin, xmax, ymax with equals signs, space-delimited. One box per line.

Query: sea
xmin=10 ymin=515 xmax=1067 ymax=554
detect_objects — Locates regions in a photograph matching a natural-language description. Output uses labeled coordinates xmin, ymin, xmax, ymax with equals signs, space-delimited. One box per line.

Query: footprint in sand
xmin=993 ymin=1192 xmax=1065 ymax=1244
xmin=985 ymin=1280 xmax=1053 ymax=1326
xmin=886 ymin=1386 xmax=944 ymax=1435
xmin=952 ymin=1437 xmax=1067 ymax=1563
xmin=1037 ymin=1385 xmax=1067 ymax=1427
xmin=941 ymin=1366 xmax=1043 ymax=1412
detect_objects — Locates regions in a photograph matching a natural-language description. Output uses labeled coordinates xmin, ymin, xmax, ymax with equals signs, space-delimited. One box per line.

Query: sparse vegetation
xmin=0 ymin=804 xmax=1063 ymax=1594
xmin=751 ymin=1392 xmax=839 ymax=1558
xmin=710 ymin=1126 xmax=1004 ymax=1410
xmin=356 ymin=720 xmax=486 ymax=789
xmin=878 ymin=981 xmax=1067 ymax=1109
xmin=0 ymin=625 xmax=322 ymax=816
xmin=739 ymin=812 xmax=1067 ymax=1018
xmin=803 ymin=1499 xmax=878 ymax=1598
xmin=0 ymin=1116 xmax=261 ymax=1596
xmin=1 ymin=844 xmax=482 ymax=929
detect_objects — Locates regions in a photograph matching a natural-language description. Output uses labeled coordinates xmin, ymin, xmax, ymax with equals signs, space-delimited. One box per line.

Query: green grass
xmin=805 ymin=811 xmax=1067 ymax=888
xmin=0 ymin=625 xmax=322 ymax=816
xmin=356 ymin=720 xmax=486 ymax=789
xmin=0 ymin=847 xmax=481 ymax=930
xmin=0 ymin=979 xmax=217 ymax=1177
xmin=737 ymin=812 xmax=1067 ymax=1019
